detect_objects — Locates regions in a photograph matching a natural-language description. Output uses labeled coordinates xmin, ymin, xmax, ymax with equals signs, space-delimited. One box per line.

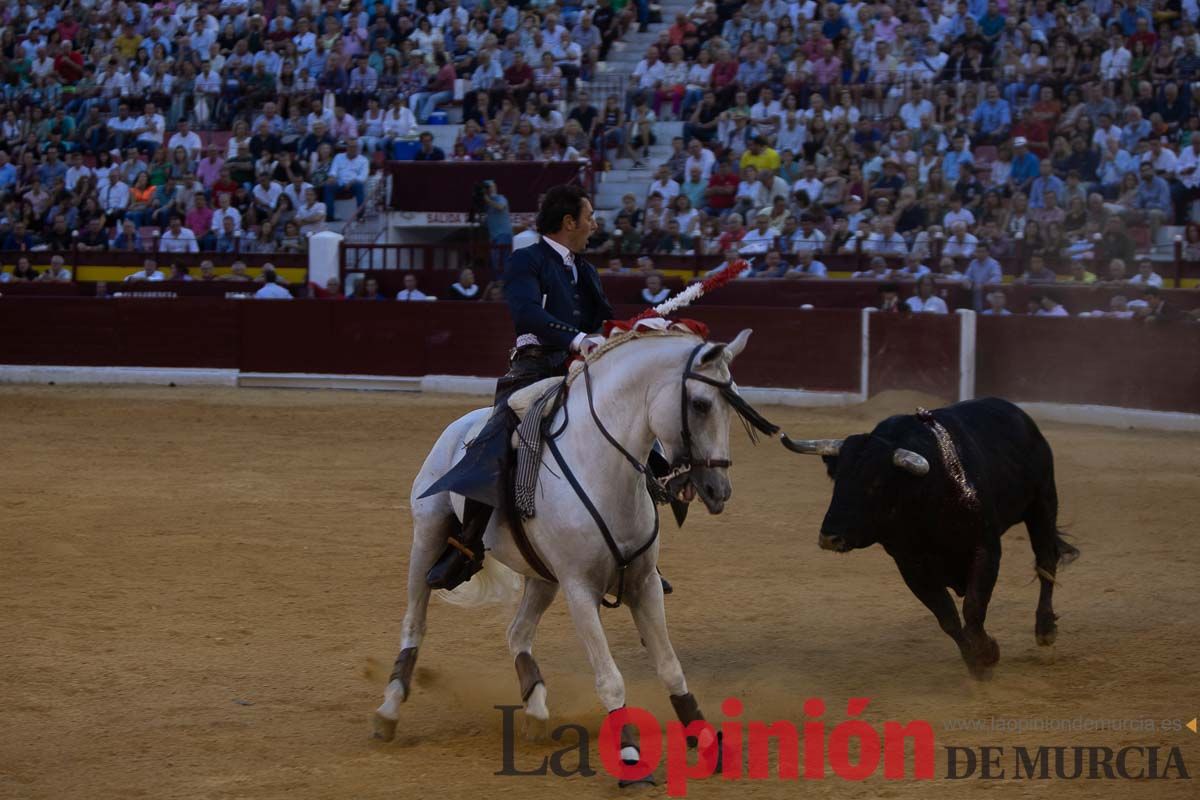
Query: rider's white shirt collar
xmin=542 ymin=235 xmax=577 ymax=281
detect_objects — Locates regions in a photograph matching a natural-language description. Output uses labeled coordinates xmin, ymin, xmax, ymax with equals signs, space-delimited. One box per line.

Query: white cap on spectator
xmin=1013 ymin=137 xmax=1028 ymax=147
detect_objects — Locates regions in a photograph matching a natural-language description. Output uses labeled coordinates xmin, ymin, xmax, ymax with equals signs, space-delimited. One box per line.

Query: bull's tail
xmin=1036 ymin=528 xmax=1080 ymax=584
xmin=1053 ymin=528 xmax=1080 ymax=567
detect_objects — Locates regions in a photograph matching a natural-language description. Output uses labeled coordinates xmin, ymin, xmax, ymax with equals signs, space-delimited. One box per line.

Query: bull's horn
xmin=780 ymin=435 xmax=843 ymax=456
xmin=893 ymin=448 xmax=930 ymax=475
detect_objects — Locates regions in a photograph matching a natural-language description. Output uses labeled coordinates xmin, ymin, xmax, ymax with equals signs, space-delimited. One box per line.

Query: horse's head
xmin=650 ymin=329 xmax=753 ymax=515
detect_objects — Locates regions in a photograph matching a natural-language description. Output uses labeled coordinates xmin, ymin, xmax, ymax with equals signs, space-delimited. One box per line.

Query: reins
xmin=527 ymin=340 xmax=779 ymax=609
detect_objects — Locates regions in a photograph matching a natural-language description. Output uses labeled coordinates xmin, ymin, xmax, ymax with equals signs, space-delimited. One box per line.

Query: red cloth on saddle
xmin=604 ymin=318 xmax=710 ymax=339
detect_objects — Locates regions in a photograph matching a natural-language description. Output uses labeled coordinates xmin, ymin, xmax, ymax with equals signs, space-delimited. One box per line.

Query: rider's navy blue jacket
xmin=504 ymin=239 xmax=613 ymax=351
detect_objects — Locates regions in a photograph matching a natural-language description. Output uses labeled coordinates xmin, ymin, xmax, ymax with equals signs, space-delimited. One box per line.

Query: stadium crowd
xmin=0 ymin=0 xmax=1199 ymax=319
xmin=0 ymin=0 xmax=648 ymax=257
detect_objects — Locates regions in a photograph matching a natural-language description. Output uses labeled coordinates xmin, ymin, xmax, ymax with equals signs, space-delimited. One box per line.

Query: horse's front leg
xmin=626 ymin=565 xmax=722 ymax=774
xmin=562 ymin=581 xmax=653 ymax=787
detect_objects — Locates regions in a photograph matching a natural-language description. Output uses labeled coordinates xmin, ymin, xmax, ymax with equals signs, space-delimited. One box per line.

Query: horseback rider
xmin=422 ymin=185 xmax=614 ymax=591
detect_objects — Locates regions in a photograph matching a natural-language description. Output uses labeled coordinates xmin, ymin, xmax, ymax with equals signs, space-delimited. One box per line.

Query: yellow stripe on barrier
xmin=74 ymin=266 xmax=309 ymax=284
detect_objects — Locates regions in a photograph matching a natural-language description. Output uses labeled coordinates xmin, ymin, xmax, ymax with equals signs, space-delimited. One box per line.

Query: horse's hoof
xmin=1036 ymin=625 xmax=1058 ymax=646
xmin=523 ymin=714 xmax=549 ymax=742
xmin=372 ymin=713 xmax=398 ymax=742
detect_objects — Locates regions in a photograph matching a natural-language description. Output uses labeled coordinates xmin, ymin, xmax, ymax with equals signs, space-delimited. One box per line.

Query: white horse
xmin=374 ymin=327 xmax=761 ymax=782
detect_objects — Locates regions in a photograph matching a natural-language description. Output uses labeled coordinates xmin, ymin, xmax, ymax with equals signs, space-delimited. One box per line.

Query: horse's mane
xmin=565 ymin=327 xmax=705 ymax=386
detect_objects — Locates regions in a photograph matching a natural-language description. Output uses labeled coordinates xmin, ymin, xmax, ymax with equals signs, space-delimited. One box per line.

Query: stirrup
xmin=426 ymin=541 xmax=484 ymax=590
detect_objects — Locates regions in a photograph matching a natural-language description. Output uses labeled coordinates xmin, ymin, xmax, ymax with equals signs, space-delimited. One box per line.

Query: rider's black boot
xmin=426 ymin=498 xmax=493 ymax=590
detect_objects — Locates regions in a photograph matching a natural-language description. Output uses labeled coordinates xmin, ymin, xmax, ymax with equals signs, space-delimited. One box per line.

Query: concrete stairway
xmin=590 ymin=0 xmax=693 ymax=222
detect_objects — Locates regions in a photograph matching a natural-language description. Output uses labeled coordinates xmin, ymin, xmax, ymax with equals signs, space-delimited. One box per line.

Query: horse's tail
xmin=435 ymin=556 xmax=524 ymax=607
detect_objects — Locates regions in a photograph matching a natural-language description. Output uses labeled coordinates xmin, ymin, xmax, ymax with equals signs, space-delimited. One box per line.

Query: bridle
xmin=537 ymin=340 xmax=780 ymax=609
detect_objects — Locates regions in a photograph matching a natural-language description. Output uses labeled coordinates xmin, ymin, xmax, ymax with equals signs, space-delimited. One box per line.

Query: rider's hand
xmin=579 ymin=335 xmax=605 ymax=356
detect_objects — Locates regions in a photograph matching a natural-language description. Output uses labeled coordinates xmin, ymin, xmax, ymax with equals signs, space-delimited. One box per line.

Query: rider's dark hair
xmin=536 ymin=185 xmax=589 ymax=235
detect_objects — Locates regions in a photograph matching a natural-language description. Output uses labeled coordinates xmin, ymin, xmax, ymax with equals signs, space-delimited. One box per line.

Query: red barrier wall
xmin=3 ymin=298 xmax=1197 ymax=415
xmin=0 ymin=298 xmax=863 ymax=393
xmin=976 ymin=316 xmax=1200 ymax=414
xmin=868 ymin=312 xmax=961 ymax=400
xmin=0 ymin=298 xmax=239 ymax=368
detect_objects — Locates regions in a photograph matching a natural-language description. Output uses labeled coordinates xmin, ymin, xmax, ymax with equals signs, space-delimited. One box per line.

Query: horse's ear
xmin=699 ymin=342 xmax=726 ymax=366
xmin=725 ymin=328 xmax=752 ymax=361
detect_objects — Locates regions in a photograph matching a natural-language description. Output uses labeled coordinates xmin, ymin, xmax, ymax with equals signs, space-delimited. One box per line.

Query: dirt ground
xmin=1 ymin=384 xmax=1198 ymax=800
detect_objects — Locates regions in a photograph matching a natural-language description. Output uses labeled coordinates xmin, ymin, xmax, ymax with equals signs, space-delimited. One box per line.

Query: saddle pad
xmin=513 ymin=380 xmax=565 ymax=519
xmin=507 ymin=376 xmax=565 ymax=420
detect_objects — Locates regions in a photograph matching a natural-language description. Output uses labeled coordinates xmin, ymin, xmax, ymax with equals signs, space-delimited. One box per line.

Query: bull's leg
xmin=373 ymin=509 xmax=454 ymax=741
xmin=626 ymin=566 xmax=721 ymax=773
xmin=1025 ymin=487 xmax=1069 ymax=646
xmin=960 ymin=542 xmax=1002 ymax=679
xmin=896 ymin=557 xmax=969 ymax=657
xmin=507 ymin=577 xmax=558 ymax=739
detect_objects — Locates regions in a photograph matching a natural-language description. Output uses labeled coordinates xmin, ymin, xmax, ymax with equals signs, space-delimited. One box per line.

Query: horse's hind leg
xmin=373 ymin=505 xmax=456 ymax=741
xmin=507 ymin=577 xmax=558 ymax=739
xmin=626 ymin=568 xmax=721 ymax=772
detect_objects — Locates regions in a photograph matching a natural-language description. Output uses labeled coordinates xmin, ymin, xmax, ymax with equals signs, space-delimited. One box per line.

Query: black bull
xmin=783 ymin=397 xmax=1080 ymax=678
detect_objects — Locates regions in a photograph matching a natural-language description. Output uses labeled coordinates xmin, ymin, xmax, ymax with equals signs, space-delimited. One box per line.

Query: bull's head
xmin=782 ymin=433 xmax=929 ymax=552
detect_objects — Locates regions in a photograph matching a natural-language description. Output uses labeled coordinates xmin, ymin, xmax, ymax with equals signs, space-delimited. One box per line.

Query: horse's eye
xmin=690 ymin=398 xmax=712 ymax=415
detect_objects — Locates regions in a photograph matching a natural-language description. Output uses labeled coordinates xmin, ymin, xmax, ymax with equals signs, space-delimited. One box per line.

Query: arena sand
xmin=1 ymin=385 xmax=1197 ymax=799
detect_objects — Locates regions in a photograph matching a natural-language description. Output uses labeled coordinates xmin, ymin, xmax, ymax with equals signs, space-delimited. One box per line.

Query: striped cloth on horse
xmin=514 ymin=381 xmax=564 ymax=519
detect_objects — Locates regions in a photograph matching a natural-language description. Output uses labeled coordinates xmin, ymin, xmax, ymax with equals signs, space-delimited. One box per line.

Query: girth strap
xmin=545 ymin=432 xmax=660 ymax=609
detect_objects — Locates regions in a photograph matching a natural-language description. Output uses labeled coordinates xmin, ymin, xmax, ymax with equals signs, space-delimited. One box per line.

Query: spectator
xmin=1127 ymin=161 xmax=1171 ymax=240
xmin=982 ymin=290 xmax=1012 ymax=316
xmin=297 ymin=187 xmax=328 ymax=236
xmin=159 ymin=216 xmax=199 ymax=254
xmin=878 ymin=282 xmax=903 ymax=313
xmin=853 ymin=256 xmax=893 ymax=280
xmin=942 ymin=222 xmax=979 ymax=259
xmin=964 ymin=247 xmax=1003 ymax=293
xmin=786 ymin=250 xmax=828 ymax=279
xmin=397 ymin=273 xmax=434 ymax=301
xmin=254 ymin=270 xmax=292 ymax=300
xmin=168 ymin=264 xmax=192 ymax=282
xmin=1035 ymin=294 xmax=1069 ymax=317
xmin=641 ymin=273 xmax=670 ymax=304
xmin=324 ymin=139 xmax=369 ymax=221
xmin=483 ymin=181 xmax=514 ymax=251
xmin=76 ymin=218 xmax=110 ymax=252
xmin=36 ymin=255 xmax=72 ymax=283
xmin=449 ymin=269 xmax=480 ymax=300
xmin=5 ymin=257 xmax=38 ymax=282
xmin=125 ymin=259 xmax=164 ymax=282
xmin=1018 ymin=254 xmax=1059 ymax=284
xmin=906 ymin=275 xmax=949 ymax=314
xmin=413 ymin=131 xmax=446 ymax=162
xmin=224 ymin=262 xmax=252 ymax=283
xmin=1129 ymin=259 xmax=1164 ymax=288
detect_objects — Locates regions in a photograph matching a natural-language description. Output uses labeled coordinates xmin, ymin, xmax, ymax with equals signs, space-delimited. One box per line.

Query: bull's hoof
xmin=1036 ymin=616 xmax=1058 ymax=646
xmin=962 ymin=636 xmax=1000 ymax=680
xmin=967 ymin=659 xmax=996 ymax=680
xmin=372 ymin=712 xmax=398 ymax=742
